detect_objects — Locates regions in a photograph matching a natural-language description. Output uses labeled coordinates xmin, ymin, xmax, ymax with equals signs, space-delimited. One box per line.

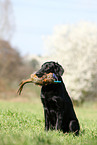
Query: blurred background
xmin=0 ymin=0 xmax=97 ymax=105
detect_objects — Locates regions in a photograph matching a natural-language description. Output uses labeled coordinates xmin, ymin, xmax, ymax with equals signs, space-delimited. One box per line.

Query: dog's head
xmin=35 ymin=61 xmax=64 ymax=78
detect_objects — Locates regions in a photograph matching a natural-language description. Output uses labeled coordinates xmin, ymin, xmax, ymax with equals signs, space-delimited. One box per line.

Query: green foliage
xmin=0 ymin=101 xmax=97 ymax=145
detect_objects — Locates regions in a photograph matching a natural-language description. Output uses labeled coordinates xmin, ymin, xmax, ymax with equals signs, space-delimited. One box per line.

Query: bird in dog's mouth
xmin=17 ymin=72 xmax=61 ymax=95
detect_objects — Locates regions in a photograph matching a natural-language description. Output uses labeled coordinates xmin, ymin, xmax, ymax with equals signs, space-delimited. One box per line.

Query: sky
xmin=11 ymin=0 xmax=97 ymax=56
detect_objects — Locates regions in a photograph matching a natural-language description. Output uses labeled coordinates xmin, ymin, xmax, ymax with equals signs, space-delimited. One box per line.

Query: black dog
xmin=35 ymin=61 xmax=80 ymax=135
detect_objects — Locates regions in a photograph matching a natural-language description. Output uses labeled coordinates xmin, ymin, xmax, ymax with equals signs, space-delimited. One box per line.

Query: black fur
xmin=36 ymin=61 xmax=80 ymax=135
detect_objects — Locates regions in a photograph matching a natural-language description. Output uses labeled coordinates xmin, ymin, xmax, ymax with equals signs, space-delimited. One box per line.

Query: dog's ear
xmin=55 ymin=62 xmax=64 ymax=76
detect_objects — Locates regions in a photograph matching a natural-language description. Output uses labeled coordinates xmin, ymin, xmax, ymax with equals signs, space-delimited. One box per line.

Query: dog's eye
xmin=45 ymin=65 xmax=49 ymax=69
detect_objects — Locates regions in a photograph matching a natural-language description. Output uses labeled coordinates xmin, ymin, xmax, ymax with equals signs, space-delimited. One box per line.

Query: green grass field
xmin=0 ymin=100 xmax=97 ymax=145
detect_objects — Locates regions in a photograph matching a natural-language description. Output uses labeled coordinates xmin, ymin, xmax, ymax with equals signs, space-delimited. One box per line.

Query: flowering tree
xmin=43 ymin=22 xmax=97 ymax=102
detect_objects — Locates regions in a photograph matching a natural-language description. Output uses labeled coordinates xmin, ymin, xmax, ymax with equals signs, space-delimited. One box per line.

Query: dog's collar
xmin=54 ymin=80 xmax=61 ymax=83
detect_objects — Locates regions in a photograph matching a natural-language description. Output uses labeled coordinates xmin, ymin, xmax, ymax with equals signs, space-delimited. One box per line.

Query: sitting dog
xmin=35 ymin=61 xmax=80 ymax=135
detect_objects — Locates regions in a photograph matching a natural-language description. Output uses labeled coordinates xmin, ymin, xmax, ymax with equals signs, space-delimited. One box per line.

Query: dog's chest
xmin=41 ymin=84 xmax=65 ymax=110
xmin=41 ymin=92 xmax=64 ymax=111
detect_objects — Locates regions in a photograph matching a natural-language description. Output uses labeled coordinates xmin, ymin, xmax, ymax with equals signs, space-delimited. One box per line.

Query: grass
xmin=0 ymin=100 xmax=97 ymax=145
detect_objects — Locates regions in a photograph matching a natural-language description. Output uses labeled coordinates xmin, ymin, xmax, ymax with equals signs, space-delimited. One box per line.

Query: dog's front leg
xmin=44 ymin=108 xmax=49 ymax=131
xmin=55 ymin=113 xmax=58 ymax=130
xmin=55 ymin=113 xmax=62 ymax=130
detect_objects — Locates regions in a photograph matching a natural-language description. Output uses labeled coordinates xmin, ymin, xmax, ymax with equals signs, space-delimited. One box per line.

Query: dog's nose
xmin=35 ymin=72 xmax=44 ymax=78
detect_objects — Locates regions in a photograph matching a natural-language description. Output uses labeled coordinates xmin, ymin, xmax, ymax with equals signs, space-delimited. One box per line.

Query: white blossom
xmin=43 ymin=22 xmax=97 ymax=102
